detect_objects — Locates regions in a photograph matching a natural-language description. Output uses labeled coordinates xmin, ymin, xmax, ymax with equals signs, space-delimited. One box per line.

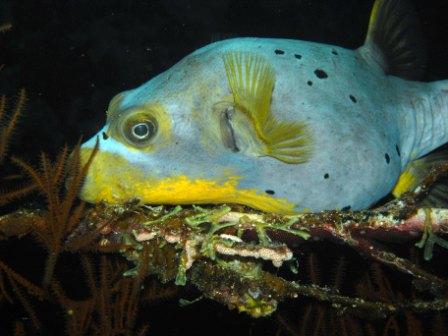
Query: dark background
xmin=0 ymin=0 xmax=447 ymax=159
xmin=1 ymin=1 xmax=448 ymax=335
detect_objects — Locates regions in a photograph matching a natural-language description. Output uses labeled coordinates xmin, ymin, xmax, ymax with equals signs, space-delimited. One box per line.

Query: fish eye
xmin=122 ymin=116 xmax=158 ymax=146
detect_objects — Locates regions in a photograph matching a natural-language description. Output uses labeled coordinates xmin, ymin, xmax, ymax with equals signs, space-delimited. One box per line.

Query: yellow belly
xmin=79 ymin=149 xmax=296 ymax=214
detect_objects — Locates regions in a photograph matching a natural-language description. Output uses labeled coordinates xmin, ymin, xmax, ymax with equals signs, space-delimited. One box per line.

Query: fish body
xmin=80 ymin=0 xmax=448 ymax=213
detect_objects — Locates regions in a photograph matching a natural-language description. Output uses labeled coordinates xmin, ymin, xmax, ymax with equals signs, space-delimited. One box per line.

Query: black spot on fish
xmin=265 ymin=189 xmax=275 ymax=195
xmin=349 ymin=95 xmax=357 ymax=103
xmin=307 ymin=80 xmax=313 ymax=86
xmin=102 ymin=132 xmax=109 ymax=140
xmin=385 ymin=153 xmax=391 ymax=164
xmin=395 ymin=144 xmax=401 ymax=157
xmin=275 ymin=49 xmax=285 ymax=55
xmin=294 ymin=54 xmax=302 ymax=59
xmin=342 ymin=205 xmax=351 ymax=211
xmin=324 ymin=173 xmax=329 ymax=179
xmin=314 ymin=69 xmax=328 ymax=79
xmin=332 ymin=49 xmax=338 ymax=55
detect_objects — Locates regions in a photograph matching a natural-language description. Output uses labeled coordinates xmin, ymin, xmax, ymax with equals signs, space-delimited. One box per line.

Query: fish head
xmin=79 ymin=52 xmax=300 ymax=214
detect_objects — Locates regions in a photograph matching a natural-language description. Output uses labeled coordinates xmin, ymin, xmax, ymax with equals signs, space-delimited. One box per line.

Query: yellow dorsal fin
xmin=222 ymin=51 xmax=312 ymax=164
xmin=364 ymin=0 xmax=426 ymax=80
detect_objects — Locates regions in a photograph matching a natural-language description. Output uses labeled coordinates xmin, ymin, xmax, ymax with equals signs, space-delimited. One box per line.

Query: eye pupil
xmin=133 ymin=123 xmax=149 ymax=138
xmin=131 ymin=121 xmax=156 ymax=142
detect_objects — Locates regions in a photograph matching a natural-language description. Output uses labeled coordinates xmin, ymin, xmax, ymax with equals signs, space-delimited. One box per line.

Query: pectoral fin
xmin=222 ymin=51 xmax=312 ymax=164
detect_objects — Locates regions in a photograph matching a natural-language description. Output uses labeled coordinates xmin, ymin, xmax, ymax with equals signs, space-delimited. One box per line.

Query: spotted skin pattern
xmin=80 ymin=36 xmax=448 ymax=213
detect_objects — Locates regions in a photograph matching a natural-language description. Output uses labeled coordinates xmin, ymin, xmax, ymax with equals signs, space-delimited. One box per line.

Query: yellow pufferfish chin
xmin=79 ymin=148 xmax=297 ymax=214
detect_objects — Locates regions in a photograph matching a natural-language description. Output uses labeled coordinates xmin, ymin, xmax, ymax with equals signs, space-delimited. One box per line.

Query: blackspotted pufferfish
xmin=80 ymin=0 xmax=448 ymax=214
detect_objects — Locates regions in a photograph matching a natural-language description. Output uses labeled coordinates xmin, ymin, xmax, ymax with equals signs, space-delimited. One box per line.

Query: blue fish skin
xmin=80 ymin=6 xmax=448 ymax=213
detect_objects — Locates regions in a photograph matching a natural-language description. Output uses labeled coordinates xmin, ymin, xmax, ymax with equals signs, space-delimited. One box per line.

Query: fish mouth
xmin=79 ymin=147 xmax=296 ymax=214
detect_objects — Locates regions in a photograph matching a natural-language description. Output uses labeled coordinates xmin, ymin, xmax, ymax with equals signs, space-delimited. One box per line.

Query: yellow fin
xmin=222 ymin=51 xmax=312 ymax=164
xmin=392 ymin=168 xmax=417 ymax=198
xmin=393 ymin=150 xmax=448 ymax=207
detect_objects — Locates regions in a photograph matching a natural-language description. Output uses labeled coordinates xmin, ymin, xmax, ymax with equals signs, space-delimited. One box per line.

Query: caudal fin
xmin=363 ymin=0 xmax=426 ymax=80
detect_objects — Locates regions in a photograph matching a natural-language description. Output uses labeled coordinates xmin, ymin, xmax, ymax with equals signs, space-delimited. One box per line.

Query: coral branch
xmin=1 ymin=172 xmax=448 ymax=319
xmin=61 ymin=202 xmax=445 ymax=318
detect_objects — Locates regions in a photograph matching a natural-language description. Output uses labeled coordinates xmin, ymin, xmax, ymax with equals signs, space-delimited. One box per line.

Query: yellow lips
xmin=79 ymin=148 xmax=296 ymax=214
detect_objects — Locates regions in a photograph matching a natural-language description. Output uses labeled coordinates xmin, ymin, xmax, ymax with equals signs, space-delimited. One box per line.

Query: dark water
xmin=1 ymin=0 xmax=447 ymax=158
xmin=1 ymin=0 xmax=448 ymax=335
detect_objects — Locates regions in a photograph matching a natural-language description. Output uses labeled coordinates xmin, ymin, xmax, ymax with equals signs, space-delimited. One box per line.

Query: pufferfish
xmin=79 ymin=0 xmax=448 ymax=214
